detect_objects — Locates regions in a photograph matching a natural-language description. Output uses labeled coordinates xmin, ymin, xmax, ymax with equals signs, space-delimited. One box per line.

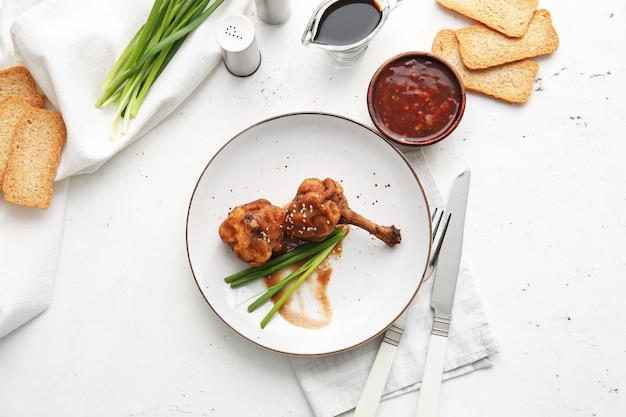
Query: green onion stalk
xmin=95 ymin=0 xmax=227 ymax=136
xmin=224 ymin=228 xmax=348 ymax=328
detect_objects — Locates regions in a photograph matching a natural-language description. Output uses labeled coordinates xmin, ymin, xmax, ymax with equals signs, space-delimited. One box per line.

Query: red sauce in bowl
xmin=368 ymin=53 xmax=465 ymax=146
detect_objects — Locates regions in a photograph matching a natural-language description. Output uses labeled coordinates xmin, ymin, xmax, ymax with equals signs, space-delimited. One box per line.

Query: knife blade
xmin=415 ymin=168 xmax=471 ymax=417
xmin=353 ymin=308 xmax=408 ymax=417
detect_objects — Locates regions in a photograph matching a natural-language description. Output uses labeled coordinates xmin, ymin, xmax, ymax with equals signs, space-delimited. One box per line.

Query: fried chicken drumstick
xmin=284 ymin=178 xmax=401 ymax=247
xmin=219 ymin=178 xmax=401 ymax=266
xmin=218 ymin=199 xmax=285 ymax=266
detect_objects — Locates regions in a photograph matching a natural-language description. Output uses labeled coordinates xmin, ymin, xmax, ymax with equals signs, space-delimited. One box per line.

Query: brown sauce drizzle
xmin=264 ymin=238 xmax=343 ymax=329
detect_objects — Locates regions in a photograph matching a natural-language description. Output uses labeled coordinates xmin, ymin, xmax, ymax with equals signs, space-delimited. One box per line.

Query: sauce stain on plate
xmin=265 ymin=242 xmax=343 ymax=329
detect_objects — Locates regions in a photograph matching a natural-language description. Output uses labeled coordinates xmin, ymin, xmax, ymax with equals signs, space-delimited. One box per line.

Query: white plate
xmin=186 ymin=113 xmax=431 ymax=356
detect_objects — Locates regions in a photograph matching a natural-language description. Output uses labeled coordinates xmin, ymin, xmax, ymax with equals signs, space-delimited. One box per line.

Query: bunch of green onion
xmin=95 ymin=0 xmax=226 ymax=136
xmin=224 ymin=228 xmax=348 ymax=329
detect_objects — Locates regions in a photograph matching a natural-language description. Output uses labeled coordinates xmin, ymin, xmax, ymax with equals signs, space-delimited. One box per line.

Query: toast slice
xmin=0 ymin=96 xmax=33 ymax=189
xmin=432 ymin=29 xmax=539 ymax=104
xmin=455 ymin=9 xmax=559 ymax=70
xmin=2 ymin=106 xmax=66 ymax=209
xmin=436 ymin=0 xmax=538 ymax=38
xmin=0 ymin=66 xmax=45 ymax=108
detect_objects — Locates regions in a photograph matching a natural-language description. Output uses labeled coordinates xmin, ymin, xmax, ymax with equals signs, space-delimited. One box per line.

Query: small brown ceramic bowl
xmin=367 ymin=51 xmax=466 ymax=147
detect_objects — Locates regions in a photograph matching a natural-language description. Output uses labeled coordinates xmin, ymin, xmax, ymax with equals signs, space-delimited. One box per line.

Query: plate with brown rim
xmin=186 ymin=112 xmax=431 ymax=356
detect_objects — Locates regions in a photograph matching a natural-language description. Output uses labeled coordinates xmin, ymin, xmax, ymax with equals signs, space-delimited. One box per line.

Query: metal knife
xmin=354 ymin=200 xmax=449 ymax=417
xmin=415 ymin=168 xmax=471 ymax=417
xmin=353 ymin=308 xmax=408 ymax=417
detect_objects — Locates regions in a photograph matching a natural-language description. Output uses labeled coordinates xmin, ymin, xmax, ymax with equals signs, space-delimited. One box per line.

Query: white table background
xmin=1 ymin=0 xmax=625 ymax=415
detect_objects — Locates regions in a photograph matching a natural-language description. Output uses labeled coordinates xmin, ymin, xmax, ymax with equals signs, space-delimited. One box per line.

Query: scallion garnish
xmin=224 ymin=228 xmax=347 ymax=328
xmin=224 ymin=228 xmax=346 ymax=287
xmin=95 ymin=0 xmax=227 ymax=136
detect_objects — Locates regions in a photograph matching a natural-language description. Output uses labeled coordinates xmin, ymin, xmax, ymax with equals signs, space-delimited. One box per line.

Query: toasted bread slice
xmin=0 ymin=66 xmax=45 ymax=108
xmin=2 ymin=106 xmax=66 ymax=209
xmin=455 ymin=9 xmax=559 ymax=70
xmin=436 ymin=0 xmax=538 ymax=38
xmin=0 ymin=96 xmax=34 ymax=189
xmin=432 ymin=29 xmax=539 ymax=104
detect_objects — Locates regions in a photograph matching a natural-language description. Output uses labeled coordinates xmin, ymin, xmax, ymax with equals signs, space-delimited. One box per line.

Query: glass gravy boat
xmin=302 ymin=0 xmax=403 ymax=63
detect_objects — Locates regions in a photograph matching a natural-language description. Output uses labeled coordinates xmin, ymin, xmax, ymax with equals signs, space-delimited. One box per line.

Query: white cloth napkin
xmin=290 ymin=150 xmax=500 ymax=417
xmin=0 ymin=0 xmax=250 ymax=338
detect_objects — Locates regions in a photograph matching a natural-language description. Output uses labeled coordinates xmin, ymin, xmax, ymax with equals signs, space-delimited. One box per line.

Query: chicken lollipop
xmin=284 ymin=178 xmax=401 ymax=247
xmin=218 ymin=199 xmax=285 ymax=266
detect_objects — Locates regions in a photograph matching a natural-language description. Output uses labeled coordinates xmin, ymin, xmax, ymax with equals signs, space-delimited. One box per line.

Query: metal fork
xmin=427 ymin=207 xmax=448 ymax=278
xmin=353 ymin=207 xmax=450 ymax=417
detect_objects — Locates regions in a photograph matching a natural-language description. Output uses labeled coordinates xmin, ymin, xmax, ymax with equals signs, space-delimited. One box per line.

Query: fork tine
xmin=431 ymin=207 xmax=444 ymax=241
xmin=429 ymin=208 xmax=451 ymax=270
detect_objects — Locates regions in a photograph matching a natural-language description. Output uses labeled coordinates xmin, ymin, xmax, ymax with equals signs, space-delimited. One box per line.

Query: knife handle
xmin=415 ymin=334 xmax=448 ymax=417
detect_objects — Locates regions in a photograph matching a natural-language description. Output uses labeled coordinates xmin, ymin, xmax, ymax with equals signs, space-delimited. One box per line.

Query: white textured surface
xmin=1 ymin=0 xmax=625 ymax=416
